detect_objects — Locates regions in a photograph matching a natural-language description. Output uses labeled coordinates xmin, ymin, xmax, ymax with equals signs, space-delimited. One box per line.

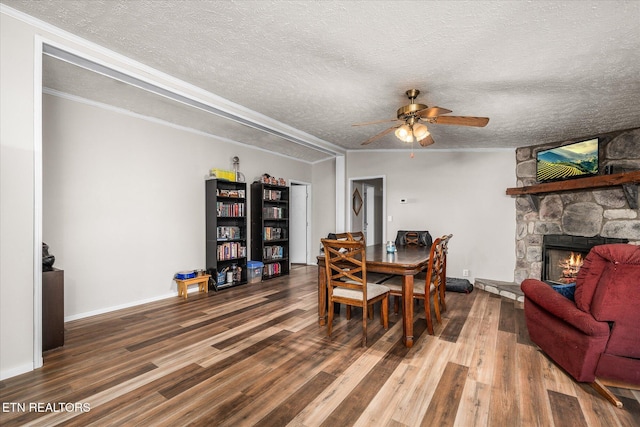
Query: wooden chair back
xmin=426 ymin=237 xmax=446 ymax=293
xmin=418 ymin=235 xmax=447 ymax=334
xmin=331 ymin=231 xmax=366 ymax=245
xmin=438 ymin=234 xmax=453 ymax=311
xmin=321 ymin=238 xmax=368 ymax=291
xmin=405 ymin=232 xmax=419 ymax=246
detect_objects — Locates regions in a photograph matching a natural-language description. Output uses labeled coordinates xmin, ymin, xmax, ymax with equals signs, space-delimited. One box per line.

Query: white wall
xmin=311 ymin=157 xmax=336 ymax=255
xmin=42 ymin=93 xmax=314 ymax=318
xmin=0 ymin=11 xmax=38 ymax=379
xmin=347 ymin=150 xmax=517 ymax=282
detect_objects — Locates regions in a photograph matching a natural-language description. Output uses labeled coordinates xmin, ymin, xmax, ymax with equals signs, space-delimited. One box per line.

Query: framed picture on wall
xmin=352 ymin=188 xmax=363 ymax=215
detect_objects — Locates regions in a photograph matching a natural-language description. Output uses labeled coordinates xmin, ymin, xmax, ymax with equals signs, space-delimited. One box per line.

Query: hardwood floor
xmin=1 ymin=265 xmax=639 ymax=426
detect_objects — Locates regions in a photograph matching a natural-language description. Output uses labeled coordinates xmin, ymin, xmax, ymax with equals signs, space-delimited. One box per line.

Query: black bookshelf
xmin=206 ymin=178 xmax=248 ymax=289
xmin=251 ymin=182 xmax=290 ymax=280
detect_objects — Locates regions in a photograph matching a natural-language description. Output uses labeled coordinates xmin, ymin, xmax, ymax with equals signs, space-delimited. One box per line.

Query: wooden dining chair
xmin=383 ymin=235 xmax=448 ymax=335
xmin=390 ymin=230 xmax=430 ymax=313
xmin=438 ymin=234 xmax=453 ymax=312
xmin=321 ymin=237 xmax=390 ymax=346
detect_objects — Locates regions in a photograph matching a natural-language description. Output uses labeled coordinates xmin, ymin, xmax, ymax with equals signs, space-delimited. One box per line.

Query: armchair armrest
xmin=521 ymin=279 xmax=610 ymax=337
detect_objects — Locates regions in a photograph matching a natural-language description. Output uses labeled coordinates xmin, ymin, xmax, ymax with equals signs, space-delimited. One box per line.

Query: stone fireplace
xmin=513 ymin=127 xmax=640 ymax=284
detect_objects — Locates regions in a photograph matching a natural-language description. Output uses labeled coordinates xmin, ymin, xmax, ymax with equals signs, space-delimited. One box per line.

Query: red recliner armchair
xmin=521 ymin=243 xmax=640 ymax=408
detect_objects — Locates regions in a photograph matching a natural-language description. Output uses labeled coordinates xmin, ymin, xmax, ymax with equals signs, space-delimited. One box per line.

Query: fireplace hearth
xmin=542 ymin=235 xmax=628 ymax=284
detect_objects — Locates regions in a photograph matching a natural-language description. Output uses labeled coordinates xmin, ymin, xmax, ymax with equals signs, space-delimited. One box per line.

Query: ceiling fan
xmin=354 ymin=89 xmax=489 ymax=147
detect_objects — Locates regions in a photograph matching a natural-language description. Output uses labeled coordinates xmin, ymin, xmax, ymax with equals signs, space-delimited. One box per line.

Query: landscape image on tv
xmin=536 ymin=138 xmax=599 ymax=182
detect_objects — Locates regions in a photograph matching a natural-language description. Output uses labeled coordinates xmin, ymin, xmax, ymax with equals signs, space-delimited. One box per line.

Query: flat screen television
xmin=536 ymin=138 xmax=599 ymax=182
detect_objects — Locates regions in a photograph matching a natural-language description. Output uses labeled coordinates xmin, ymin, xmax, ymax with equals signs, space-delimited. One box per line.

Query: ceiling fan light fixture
xmin=413 ymin=123 xmax=430 ymax=141
xmin=395 ymin=124 xmax=412 ymax=142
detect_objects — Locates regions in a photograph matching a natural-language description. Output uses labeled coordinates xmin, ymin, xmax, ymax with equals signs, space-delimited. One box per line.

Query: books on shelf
xmin=263 ymin=189 xmax=282 ymax=201
xmin=217 ymin=202 xmax=245 ymax=217
xmin=262 ymin=206 xmax=285 ymax=219
xmin=217 ymin=188 xmax=245 ymax=198
xmin=264 ymin=262 xmax=282 ymax=277
xmin=263 ymin=227 xmax=286 ymax=241
xmin=217 ymin=226 xmax=241 ymax=240
xmin=217 ymin=242 xmax=246 ymax=261
xmin=263 ymin=245 xmax=284 ymax=260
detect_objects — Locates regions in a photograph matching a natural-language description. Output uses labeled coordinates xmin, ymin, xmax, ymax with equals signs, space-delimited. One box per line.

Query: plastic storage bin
xmin=247 ymin=261 xmax=264 ymax=284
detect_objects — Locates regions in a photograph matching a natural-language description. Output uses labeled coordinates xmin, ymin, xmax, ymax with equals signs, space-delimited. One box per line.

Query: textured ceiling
xmin=4 ymin=0 xmax=640 ymax=162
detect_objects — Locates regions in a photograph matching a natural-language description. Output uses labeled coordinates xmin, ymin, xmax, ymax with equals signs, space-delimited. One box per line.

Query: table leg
xmin=402 ymin=274 xmax=414 ymax=348
xmin=317 ymin=264 xmax=327 ymax=326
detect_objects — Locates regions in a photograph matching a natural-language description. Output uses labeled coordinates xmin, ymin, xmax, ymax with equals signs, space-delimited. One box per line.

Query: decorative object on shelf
xmin=258 ymin=173 xmax=288 ymax=187
xmin=42 ymin=242 xmax=55 ymax=271
xmin=210 ymin=168 xmax=236 ymax=182
xmin=352 ymin=188 xmax=363 ymax=215
xmin=232 ymin=156 xmax=246 ymax=182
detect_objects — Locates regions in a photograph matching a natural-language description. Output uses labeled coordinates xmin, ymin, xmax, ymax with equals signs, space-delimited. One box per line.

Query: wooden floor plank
xmin=497 ymin=299 xmax=516 ymax=334
xmin=439 ymin=291 xmax=478 ymax=343
xmin=548 ymin=390 xmax=589 ymax=427
xmin=420 ymin=362 xmax=469 ymax=427
xmin=517 ymin=343 xmax=554 ymax=426
xmin=468 ymin=293 xmax=501 ymax=384
xmin=252 ymin=371 xmax=337 ymax=427
xmin=0 ymin=266 xmax=637 ymax=427
xmin=454 ymin=379 xmax=491 ymax=427
xmin=488 ymin=331 xmax=520 ymax=426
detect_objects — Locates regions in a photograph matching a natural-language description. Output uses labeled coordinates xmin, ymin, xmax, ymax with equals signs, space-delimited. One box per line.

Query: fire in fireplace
xmin=542 ymin=235 xmax=627 ymax=284
xmin=547 ymin=251 xmax=584 ymax=284
xmin=560 ymin=252 xmax=584 ymax=282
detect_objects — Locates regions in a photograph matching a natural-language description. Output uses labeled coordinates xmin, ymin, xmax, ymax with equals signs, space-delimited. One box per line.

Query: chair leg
xmin=362 ymin=306 xmax=368 ymax=347
xmin=394 ymin=295 xmax=400 ymax=314
xmin=381 ymin=295 xmax=389 ymax=329
xmin=368 ymin=303 xmax=374 ymax=320
xmin=346 ymin=305 xmax=351 ymax=320
xmin=440 ymin=287 xmax=447 ymax=312
xmin=327 ymin=300 xmax=334 ymax=338
xmin=433 ymin=291 xmax=441 ymax=324
xmin=424 ymin=296 xmax=434 ymax=335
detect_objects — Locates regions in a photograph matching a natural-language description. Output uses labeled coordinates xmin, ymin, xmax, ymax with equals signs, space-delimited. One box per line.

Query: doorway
xmin=289 ymin=181 xmax=312 ymax=265
xmin=349 ymin=177 xmax=385 ymax=246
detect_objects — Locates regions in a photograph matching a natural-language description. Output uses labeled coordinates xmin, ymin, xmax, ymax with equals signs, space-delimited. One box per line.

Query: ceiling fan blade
xmin=416 ymin=106 xmax=453 ymax=118
xmin=360 ymin=125 xmax=399 ymax=145
xmin=431 ymin=115 xmax=489 ymax=127
xmin=419 ymin=134 xmax=435 ymax=147
xmin=352 ymin=118 xmax=401 ymax=127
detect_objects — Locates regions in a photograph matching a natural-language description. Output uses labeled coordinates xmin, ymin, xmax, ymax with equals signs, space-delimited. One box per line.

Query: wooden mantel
xmin=506 ymin=171 xmax=640 ymax=210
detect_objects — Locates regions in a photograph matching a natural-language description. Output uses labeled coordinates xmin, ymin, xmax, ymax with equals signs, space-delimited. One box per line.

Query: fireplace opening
xmin=544 ymin=249 xmax=586 ymax=284
xmin=542 ymin=235 xmax=628 ymax=284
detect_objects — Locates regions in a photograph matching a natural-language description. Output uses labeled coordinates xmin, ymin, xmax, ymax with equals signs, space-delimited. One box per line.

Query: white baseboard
xmin=64 ymin=290 xmax=191 ymax=322
xmin=0 ymin=362 xmax=36 ymax=381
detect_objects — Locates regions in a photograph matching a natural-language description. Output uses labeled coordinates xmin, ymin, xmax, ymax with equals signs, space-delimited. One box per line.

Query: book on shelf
xmin=263 ymin=189 xmax=282 ymax=201
xmin=217 ymin=226 xmax=241 ymax=240
xmin=216 ymin=202 xmax=245 ymax=217
xmin=217 ymin=242 xmax=246 ymax=261
xmin=264 ymin=245 xmax=284 ymax=260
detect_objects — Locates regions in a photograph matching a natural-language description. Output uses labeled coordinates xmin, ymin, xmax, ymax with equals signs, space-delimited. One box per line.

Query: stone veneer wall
xmin=514 ymin=127 xmax=640 ymax=283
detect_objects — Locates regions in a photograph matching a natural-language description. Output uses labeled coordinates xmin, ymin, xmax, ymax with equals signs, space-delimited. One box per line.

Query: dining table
xmin=317 ymin=242 xmax=431 ymax=348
